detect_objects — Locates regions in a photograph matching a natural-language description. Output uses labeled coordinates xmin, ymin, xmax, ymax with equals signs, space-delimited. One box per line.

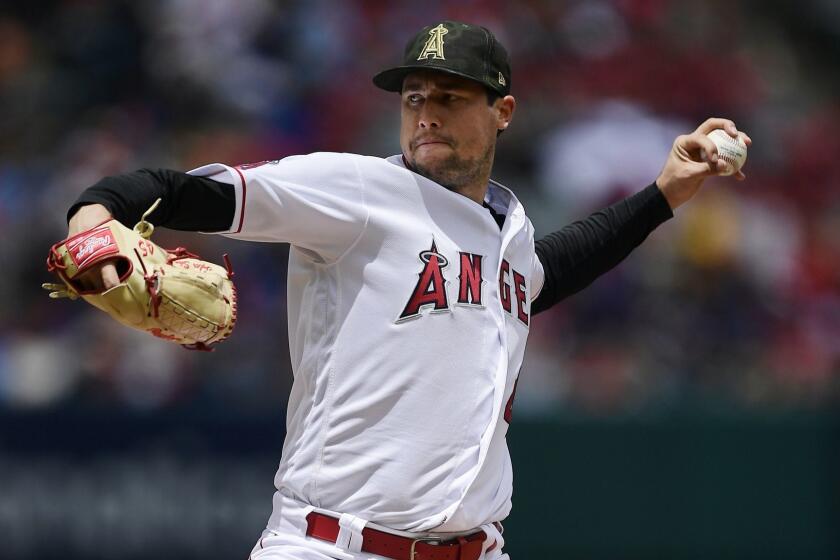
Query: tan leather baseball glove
xmin=43 ymin=200 xmax=237 ymax=350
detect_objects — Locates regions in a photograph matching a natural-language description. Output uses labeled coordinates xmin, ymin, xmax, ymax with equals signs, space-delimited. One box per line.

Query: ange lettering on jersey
xmin=397 ymin=241 xmax=530 ymax=325
xmin=456 ymin=252 xmax=484 ymax=307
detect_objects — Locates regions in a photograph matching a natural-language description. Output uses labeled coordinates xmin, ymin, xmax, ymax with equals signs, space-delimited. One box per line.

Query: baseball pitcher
xmin=50 ymin=21 xmax=751 ymax=560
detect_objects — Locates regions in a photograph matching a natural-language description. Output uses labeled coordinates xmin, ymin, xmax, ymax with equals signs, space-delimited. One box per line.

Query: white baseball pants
xmin=247 ymin=491 xmax=509 ymax=560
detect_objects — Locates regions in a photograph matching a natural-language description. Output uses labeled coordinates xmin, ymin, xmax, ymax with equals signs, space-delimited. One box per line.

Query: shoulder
xmin=273 ymin=151 xmax=361 ymax=172
xmin=270 ymin=152 xmax=405 ymax=181
xmin=345 ymin=153 xmax=413 ymax=178
xmin=321 ymin=153 xmax=421 ymax=194
xmin=231 ymin=152 xmax=370 ymax=188
xmin=277 ymin=152 xmax=393 ymax=168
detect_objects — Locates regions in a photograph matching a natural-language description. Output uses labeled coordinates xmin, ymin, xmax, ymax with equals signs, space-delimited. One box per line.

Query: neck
xmin=402 ymin=150 xmax=495 ymax=206
xmin=455 ymin=178 xmax=491 ymax=205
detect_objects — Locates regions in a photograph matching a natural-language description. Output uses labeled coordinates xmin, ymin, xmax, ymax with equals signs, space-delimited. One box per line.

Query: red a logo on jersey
xmin=398 ymin=241 xmax=450 ymax=321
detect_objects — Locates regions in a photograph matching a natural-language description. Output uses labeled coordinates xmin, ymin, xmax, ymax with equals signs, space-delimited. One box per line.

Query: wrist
xmin=655 ymin=176 xmax=677 ymax=210
xmin=68 ymin=204 xmax=113 ymax=235
xmin=655 ymin=175 xmax=696 ymax=211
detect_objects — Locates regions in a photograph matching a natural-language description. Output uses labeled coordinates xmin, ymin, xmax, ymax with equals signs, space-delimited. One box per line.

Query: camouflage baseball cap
xmin=373 ymin=21 xmax=511 ymax=96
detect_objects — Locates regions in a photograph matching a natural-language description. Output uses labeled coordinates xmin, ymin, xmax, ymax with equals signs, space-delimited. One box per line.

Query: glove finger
xmin=73 ymin=258 xmax=122 ymax=291
xmin=41 ymin=283 xmax=78 ymax=300
xmin=48 ymin=291 xmax=71 ymax=299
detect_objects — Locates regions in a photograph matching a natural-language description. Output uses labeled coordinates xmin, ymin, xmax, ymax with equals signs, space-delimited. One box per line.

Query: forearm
xmin=531 ymin=183 xmax=673 ymax=315
xmin=68 ymin=168 xmax=235 ymax=232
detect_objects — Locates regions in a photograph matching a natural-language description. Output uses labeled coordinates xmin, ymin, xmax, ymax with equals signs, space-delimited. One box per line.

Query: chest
xmin=351 ymin=188 xmax=534 ymax=328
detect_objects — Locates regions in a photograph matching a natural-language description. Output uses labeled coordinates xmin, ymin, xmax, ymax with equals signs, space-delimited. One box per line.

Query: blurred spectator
xmin=538 ymin=100 xmax=685 ymax=216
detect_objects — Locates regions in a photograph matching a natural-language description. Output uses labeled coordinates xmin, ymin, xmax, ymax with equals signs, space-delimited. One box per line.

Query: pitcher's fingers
xmin=102 ymin=262 xmax=120 ymax=289
xmin=740 ymin=131 xmax=752 ymax=146
xmin=695 ymin=117 xmax=737 ymax=136
xmin=715 ymin=159 xmax=731 ymax=174
xmin=75 ymin=269 xmax=98 ymax=291
xmin=682 ymin=132 xmax=720 ymax=163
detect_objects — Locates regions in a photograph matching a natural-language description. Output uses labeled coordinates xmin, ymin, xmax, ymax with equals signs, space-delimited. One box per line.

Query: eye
xmin=405 ymin=94 xmax=422 ymax=105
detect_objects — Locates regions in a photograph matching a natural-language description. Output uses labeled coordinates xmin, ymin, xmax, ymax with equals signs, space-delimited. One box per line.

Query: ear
xmin=496 ymin=95 xmax=516 ymax=132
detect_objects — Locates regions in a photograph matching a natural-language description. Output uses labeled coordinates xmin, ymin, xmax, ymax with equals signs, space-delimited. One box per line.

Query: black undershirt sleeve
xmin=67 ymin=168 xmax=236 ymax=232
xmin=531 ymin=182 xmax=674 ymax=316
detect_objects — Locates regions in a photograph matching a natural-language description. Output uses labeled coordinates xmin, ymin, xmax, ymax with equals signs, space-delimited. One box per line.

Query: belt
xmin=305 ymin=511 xmax=488 ymax=560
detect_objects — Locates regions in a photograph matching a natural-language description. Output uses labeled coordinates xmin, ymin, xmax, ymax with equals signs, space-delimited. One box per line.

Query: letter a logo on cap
xmin=417 ymin=23 xmax=448 ymax=60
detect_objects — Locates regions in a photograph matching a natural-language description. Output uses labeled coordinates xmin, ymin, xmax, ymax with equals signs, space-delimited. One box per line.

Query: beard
xmin=407 ymin=141 xmax=494 ymax=193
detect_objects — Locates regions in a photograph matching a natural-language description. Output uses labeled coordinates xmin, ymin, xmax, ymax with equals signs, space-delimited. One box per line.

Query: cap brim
xmin=373 ymin=65 xmax=500 ymax=94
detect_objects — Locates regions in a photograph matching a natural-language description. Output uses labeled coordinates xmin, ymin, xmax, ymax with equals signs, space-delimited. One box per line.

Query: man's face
xmin=400 ymin=70 xmax=512 ymax=192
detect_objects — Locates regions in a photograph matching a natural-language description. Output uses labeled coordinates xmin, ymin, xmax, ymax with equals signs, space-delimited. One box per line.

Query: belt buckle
xmin=409 ymin=535 xmax=443 ymax=560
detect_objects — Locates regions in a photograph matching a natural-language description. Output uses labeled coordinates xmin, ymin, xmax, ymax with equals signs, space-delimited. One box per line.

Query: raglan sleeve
xmin=188 ymin=152 xmax=368 ymax=263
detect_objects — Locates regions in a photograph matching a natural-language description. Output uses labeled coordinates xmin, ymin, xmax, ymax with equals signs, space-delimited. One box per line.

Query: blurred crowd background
xmin=1 ymin=0 xmax=839 ymax=558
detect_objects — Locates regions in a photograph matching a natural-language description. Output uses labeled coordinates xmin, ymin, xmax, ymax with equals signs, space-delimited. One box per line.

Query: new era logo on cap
xmin=373 ymin=21 xmax=511 ymax=96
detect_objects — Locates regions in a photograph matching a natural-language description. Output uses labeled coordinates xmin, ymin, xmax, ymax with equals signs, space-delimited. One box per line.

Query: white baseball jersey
xmin=189 ymin=152 xmax=545 ymax=532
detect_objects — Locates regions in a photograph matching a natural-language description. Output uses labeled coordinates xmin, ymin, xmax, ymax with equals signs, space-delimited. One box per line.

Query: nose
xmin=418 ymin=103 xmax=441 ymax=129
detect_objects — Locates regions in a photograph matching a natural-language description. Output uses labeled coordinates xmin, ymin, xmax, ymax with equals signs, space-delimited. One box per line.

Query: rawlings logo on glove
xmin=70 ymin=228 xmax=117 ymax=265
xmin=43 ymin=200 xmax=237 ymax=351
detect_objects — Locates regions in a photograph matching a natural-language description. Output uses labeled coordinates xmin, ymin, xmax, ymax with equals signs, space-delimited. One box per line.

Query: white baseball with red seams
xmin=188 ymin=153 xmax=545 ymax=541
xmin=707 ymin=129 xmax=748 ymax=176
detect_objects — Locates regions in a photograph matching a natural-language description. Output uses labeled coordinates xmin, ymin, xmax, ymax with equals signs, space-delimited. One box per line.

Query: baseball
xmin=707 ymin=129 xmax=748 ymax=176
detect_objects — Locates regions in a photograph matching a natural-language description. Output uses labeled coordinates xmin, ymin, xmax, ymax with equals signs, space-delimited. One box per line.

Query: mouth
xmin=413 ymin=137 xmax=452 ymax=150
